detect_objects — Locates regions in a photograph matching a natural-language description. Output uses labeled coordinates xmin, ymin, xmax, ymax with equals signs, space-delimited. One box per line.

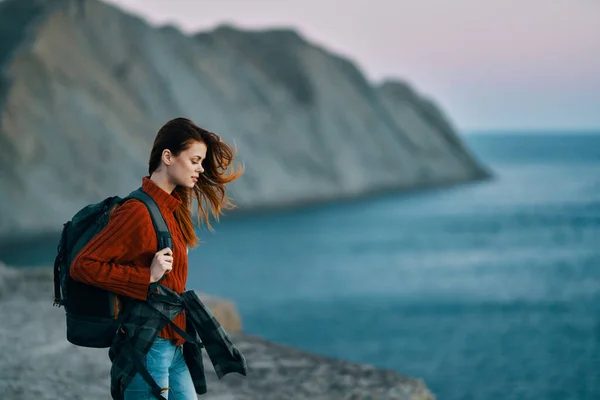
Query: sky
xmin=102 ymin=0 xmax=600 ymax=132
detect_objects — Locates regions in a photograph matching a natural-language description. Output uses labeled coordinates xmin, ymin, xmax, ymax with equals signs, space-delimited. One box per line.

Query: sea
xmin=3 ymin=132 xmax=600 ymax=400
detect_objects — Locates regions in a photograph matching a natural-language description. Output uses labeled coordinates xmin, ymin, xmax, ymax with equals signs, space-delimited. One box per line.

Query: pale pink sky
xmin=103 ymin=0 xmax=600 ymax=131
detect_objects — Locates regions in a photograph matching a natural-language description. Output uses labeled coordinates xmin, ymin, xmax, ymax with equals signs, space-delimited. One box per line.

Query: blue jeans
xmin=124 ymin=338 xmax=197 ymax=400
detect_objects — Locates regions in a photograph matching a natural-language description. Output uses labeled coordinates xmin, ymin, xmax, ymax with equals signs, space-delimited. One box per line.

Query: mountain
xmin=0 ymin=0 xmax=489 ymax=239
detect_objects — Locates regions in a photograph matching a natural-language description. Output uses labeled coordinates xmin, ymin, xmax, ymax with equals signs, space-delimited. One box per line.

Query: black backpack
xmin=53 ymin=187 xmax=172 ymax=348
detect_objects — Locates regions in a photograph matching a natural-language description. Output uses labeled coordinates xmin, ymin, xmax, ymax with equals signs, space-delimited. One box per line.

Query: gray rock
xmin=0 ymin=263 xmax=436 ymax=399
xmin=0 ymin=0 xmax=489 ymax=239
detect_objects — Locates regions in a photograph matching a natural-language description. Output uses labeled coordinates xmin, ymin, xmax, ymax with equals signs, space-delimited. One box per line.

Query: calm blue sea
xmin=4 ymin=132 xmax=600 ymax=400
xmin=186 ymin=132 xmax=600 ymax=400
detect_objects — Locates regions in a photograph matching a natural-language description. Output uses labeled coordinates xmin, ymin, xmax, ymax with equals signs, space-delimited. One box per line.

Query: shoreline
xmin=0 ymin=172 xmax=492 ymax=248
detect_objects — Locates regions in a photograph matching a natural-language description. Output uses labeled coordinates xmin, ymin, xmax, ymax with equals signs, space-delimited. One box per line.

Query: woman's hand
xmin=150 ymin=247 xmax=173 ymax=283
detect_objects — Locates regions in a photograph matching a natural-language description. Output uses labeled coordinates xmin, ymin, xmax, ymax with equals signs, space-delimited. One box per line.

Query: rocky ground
xmin=0 ymin=263 xmax=435 ymax=400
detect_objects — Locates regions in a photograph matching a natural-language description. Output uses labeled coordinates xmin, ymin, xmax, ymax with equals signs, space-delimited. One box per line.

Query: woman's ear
xmin=162 ymin=149 xmax=173 ymax=166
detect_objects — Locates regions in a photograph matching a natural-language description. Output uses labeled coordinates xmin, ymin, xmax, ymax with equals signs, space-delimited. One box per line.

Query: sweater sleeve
xmin=70 ymin=199 xmax=157 ymax=300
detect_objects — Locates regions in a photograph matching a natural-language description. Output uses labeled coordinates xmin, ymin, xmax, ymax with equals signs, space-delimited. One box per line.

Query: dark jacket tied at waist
xmin=109 ymin=283 xmax=247 ymax=399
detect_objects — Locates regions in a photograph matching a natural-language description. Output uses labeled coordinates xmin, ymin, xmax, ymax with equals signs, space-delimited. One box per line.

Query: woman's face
xmin=168 ymin=140 xmax=207 ymax=189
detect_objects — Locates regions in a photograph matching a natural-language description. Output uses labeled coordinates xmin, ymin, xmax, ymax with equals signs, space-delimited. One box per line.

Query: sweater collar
xmin=141 ymin=177 xmax=182 ymax=213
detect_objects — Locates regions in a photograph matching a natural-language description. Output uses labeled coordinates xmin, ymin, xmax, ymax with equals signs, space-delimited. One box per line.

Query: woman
xmin=70 ymin=117 xmax=244 ymax=399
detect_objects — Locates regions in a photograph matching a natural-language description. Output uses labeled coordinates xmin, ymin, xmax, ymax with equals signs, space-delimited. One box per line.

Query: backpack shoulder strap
xmin=123 ymin=188 xmax=172 ymax=251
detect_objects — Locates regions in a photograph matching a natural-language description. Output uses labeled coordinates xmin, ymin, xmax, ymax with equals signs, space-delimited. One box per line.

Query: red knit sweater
xmin=70 ymin=177 xmax=189 ymax=346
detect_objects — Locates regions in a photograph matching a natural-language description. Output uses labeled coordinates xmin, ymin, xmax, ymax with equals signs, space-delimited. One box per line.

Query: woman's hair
xmin=148 ymin=117 xmax=244 ymax=248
